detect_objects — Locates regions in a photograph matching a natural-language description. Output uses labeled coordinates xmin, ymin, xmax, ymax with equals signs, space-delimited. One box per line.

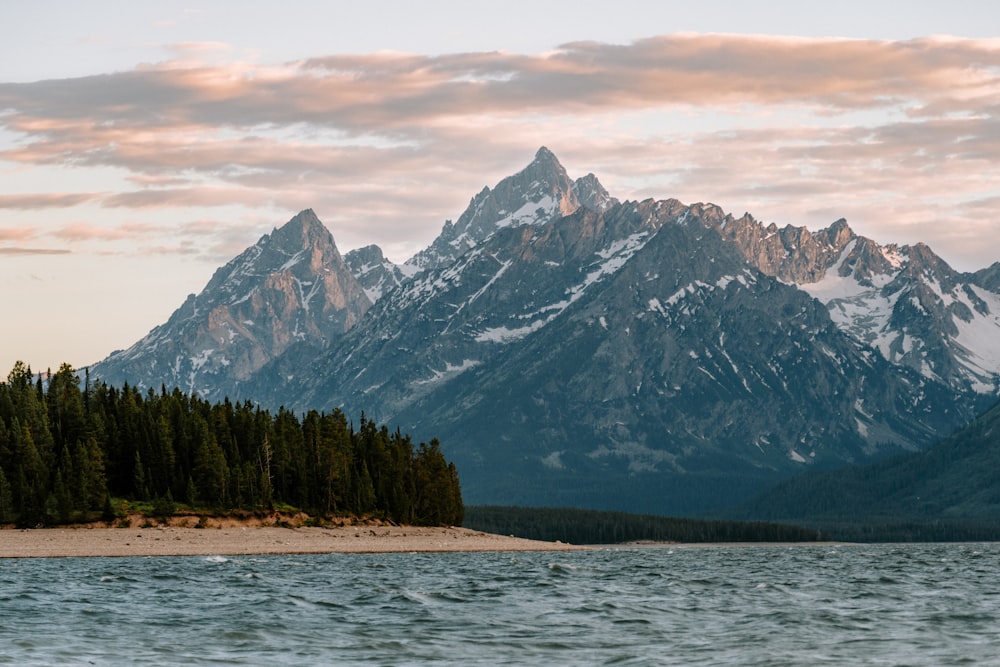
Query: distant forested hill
xmin=0 ymin=362 xmax=462 ymax=528
xmin=738 ymin=399 xmax=1000 ymax=538
xmin=464 ymin=505 xmax=824 ymax=544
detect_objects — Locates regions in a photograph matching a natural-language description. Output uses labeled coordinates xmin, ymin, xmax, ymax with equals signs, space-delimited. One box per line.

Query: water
xmin=1 ymin=543 xmax=999 ymax=666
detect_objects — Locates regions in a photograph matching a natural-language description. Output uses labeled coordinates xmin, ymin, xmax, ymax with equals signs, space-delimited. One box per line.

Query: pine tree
xmin=193 ymin=432 xmax=227 ymax=506
xmin=133 ymin=451 xmax=147 ymax=499
xmin=14 ymin=421 xmax=47 ymax=527
xmin=0 ymin=467 xmax=13 ymax=524
xmin=1 ymin=363 xmax=464 ymax=526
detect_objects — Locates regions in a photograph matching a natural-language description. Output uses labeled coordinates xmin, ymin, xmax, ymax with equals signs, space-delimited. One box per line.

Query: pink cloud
xmin=0 ymin=193 xmax=100 ymax=209
xmin=3 ymin=34 xmax=998 ymax=141
xmin=50 ymin=223 xmax=133 ymax=242
xmin=0 ymin=226 xmax=37 ymax=241
xmin=1 ymin=33 xmax=1000 ymax=269
xmin=101 ymin=186 xmax=273 ymax=209
xmin=0 ymin=247 xmax=71 ymax=255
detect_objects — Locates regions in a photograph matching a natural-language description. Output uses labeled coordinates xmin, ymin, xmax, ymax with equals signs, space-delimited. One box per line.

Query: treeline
xmin=0 ymin=362 xmax=463 ymax=528
xmin=802 ymin=520 xmax=1000 ymax=543
xmin=464 ymin=506 xmax=825 ymax=544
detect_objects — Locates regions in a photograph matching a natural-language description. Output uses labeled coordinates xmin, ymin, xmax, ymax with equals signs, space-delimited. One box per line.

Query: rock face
xmin=973 ymin=262 xmax=1000 ymax=292
xmin=90 ymin=209 xmax=370 ymax=400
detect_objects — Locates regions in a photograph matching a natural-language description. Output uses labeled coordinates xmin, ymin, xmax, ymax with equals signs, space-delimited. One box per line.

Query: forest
xmin=464 ymin=505 xmax=825 ymax=544
xmin=0 ymin=362 xmax=463 ymax=528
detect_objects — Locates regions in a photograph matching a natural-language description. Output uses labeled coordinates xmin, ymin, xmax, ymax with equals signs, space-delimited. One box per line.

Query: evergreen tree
xmin=0 ymin=467 xmax=13 ymax=524
xmin=0 ymin=362 xmax=464 ymax=526
xmin=193 ymin=432 xmax=227 ymax=506
xmin=14 ymin=421 xmax=47 ymax=527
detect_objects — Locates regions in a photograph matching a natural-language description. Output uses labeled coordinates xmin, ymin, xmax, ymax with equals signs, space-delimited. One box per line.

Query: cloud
xmin=0 ymin=193 xmax=100 ymax=209
xmin=1 ymin=33 xmax=1000 ymax=268
xmin=0 ymin=247 xmax=71 ymax=255
xmin=0 ymin=226 xmax=37 ymax=241
xmin=50 ymin=222 xmax=135 ymax=242
xmin=101 ymin=186 xmax=273 ymax=209
xmin=5 ymin=34 xmax=1000 ymax=139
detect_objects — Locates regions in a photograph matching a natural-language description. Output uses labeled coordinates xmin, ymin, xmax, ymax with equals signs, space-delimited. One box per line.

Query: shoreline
xmin=0 ymin=524 xmax=585 ymax=558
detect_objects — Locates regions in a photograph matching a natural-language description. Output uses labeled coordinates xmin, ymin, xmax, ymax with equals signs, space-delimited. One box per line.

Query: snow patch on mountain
xmin=475 ymin=321 xmax=547 ymax=344
xmin=412 ymin=359 xmax=481 ymax=386
xmin=495 ymin=195 xmax=557 ymax=229
xmin=474 ymin=230 xmax=655 ymax=345
xmin=951 ymin=285 xmax=1000 ymax=391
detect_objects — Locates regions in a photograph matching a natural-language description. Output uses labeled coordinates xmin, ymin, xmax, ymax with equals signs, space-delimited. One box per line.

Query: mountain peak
xmin=572 ymin=172 xmax=618 ymax=212
xmin=90 ymin=209 xmax=370 ymax=399
xmin=272 ymin=208 xmax=327 ymax=243
xmin=513 ymin=146 xmax=570 ymax=187
xmin=288 ymin=207 xmax=320 ymax=226
xmin=344 ymin=244 xmax=407 ymax=303
xmin=404 ymin=147 xmax=583 ymax=272
xmin=532 ymin=145 xmax=559 ymax=165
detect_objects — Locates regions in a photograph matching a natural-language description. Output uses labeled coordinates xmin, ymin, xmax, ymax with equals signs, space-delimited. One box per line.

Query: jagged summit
xmin=90 ymin=210 xmax=371 ymax=400
xmin=688 ymin=207 xmax=1000 ymax=392
xmin=404 ymin=147 xmax=617 ymax=273
xmin=202 ymin=209 xmax=346 ymax=300
xmin=572 ymin=172 xmax=616 ymax=212
xmin=532 ymin=145 xmax=559 ymax=166
xmin=273 ymin=208 xmax=324 ymax=239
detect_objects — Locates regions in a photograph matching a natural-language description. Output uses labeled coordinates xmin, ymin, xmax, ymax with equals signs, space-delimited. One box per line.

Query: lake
xmin=1 ymin=543 xmax=998 ymax=665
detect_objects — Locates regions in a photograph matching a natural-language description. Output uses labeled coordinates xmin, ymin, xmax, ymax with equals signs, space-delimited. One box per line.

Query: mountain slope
xmin=261 ymin=198 xmax=969 ymax=513
xmin=90 ymin=210 xmax=370 ymax=400
xmin=739 ymin=398 xmax=1000 ymax=523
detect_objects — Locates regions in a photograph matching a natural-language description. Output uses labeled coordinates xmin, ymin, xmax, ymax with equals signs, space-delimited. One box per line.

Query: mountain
xmin=402 ymin=146 xmax=617 ymax=273
xmin=89 ymin=209 xmax=371 ymax=400
xmin=699 ymin=211 xmax=1000 ymax=394
xmin=91 ymin=148 xmax=1000 ymax=516
xmin=738 ymin=398 xmax=1000 ymax=526
xmin=344 ymin=244 xmax=407 ymax=302
xmin=258 ymin=196 xmax=971 ymax=513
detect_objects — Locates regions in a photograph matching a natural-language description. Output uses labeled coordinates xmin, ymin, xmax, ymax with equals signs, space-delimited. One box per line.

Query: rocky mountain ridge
xmin=254 ymin=195 xmax=970 ymax=512
xmin=90 ymin=209 xmax=370 ymax=400
xmin=89 ymin=150 xmax=1000 ymax=513
xmin=688 ymin=206 xmax=1000 ymax=393
xmin=402 ymin=147 xmax=618 ymax=274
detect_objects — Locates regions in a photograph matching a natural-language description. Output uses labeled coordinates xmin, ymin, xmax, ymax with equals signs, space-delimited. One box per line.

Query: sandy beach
xmin=0 ymin=520 xmax=584 ymax=558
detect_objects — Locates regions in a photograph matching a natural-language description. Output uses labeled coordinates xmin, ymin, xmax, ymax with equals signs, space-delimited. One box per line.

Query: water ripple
xmin=2 ymin=544 xmax=1000 ymax=665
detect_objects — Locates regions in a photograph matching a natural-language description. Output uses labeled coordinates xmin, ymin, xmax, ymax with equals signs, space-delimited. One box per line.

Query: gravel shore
xmin=0 ymin=524 xmax=584 ymax=558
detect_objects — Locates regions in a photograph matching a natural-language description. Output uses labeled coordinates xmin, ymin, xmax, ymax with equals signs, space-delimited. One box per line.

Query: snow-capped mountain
xmin=693 ymin=209 xmax=1000 ymax=393
xmin=89 ymin=148 xmax=1000 ymax=514
xmin=402 ymin=146 xmax=618 ymax=274
xmin=251 ymin=153 xmax=981 ymax=513
xmin=89 ymin=209 xmax=371 ymax=400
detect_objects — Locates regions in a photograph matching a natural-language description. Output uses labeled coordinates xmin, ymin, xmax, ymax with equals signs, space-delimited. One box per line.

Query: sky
xmin=3 ymin=0 xmax=1000 ymax=375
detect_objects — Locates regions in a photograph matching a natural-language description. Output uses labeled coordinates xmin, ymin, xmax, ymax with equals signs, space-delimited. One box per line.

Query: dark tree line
xmin=464 ymin=506 xmax=825 ymax=544
xmin=0 ymin=362 xmax=463 ymax=528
